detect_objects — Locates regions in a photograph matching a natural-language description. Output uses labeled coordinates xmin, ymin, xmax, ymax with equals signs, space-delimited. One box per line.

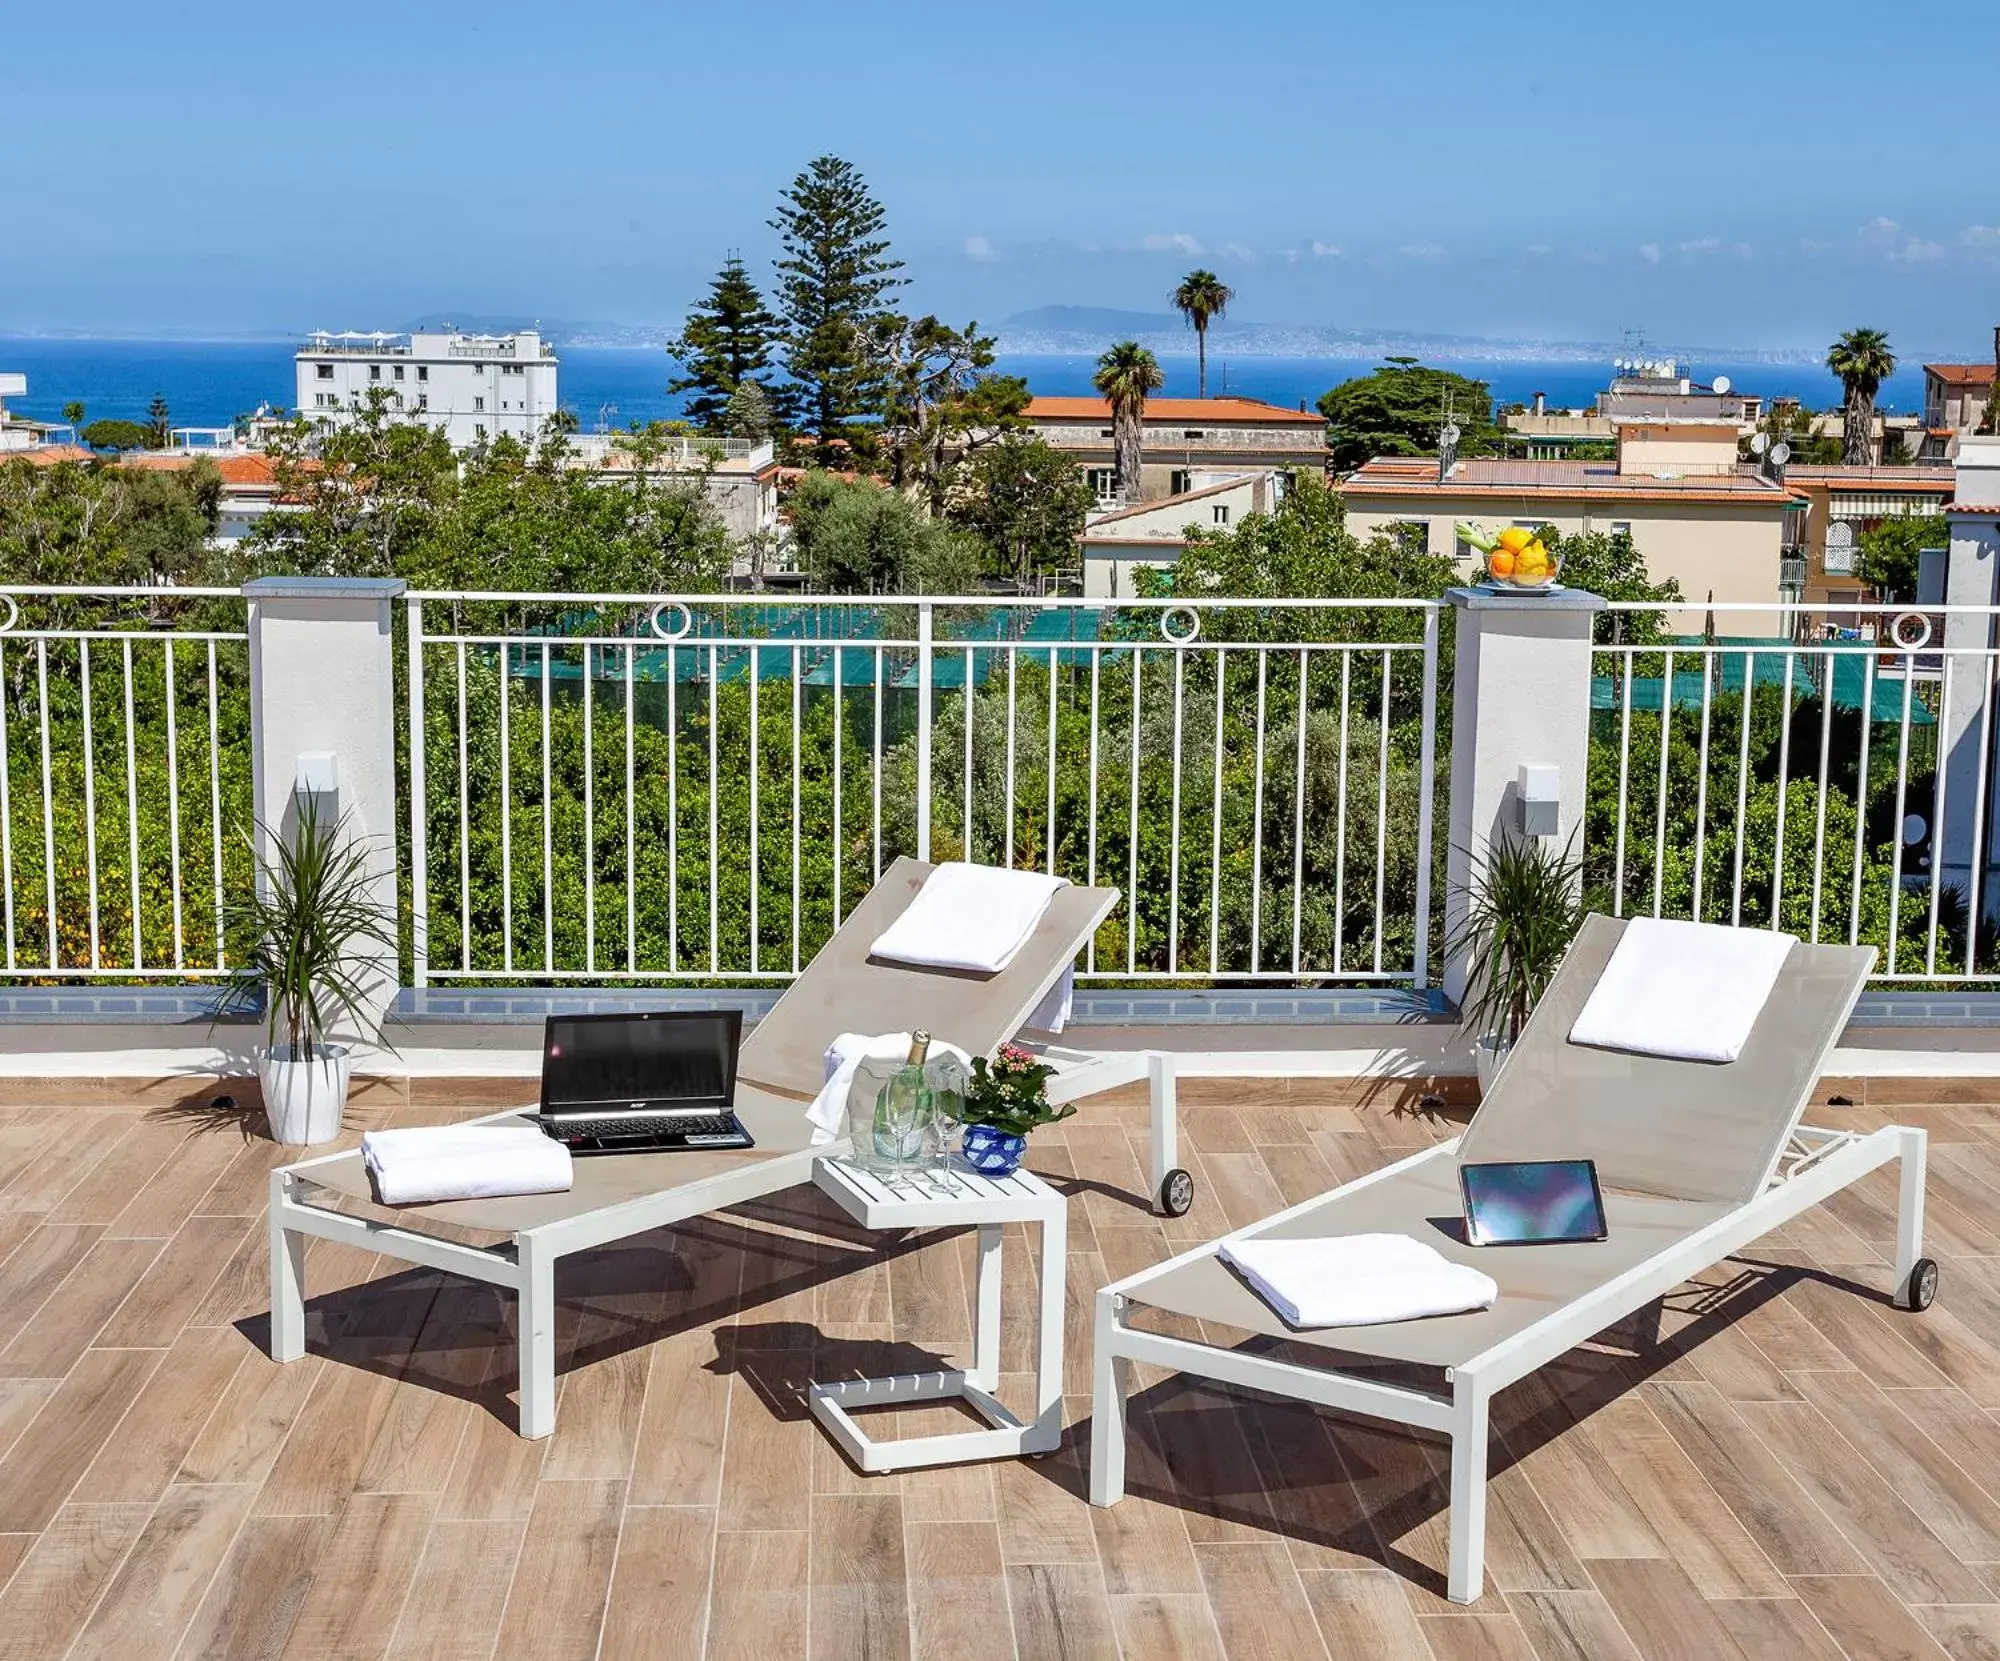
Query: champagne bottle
xmin=872 ymin=1031 xmax=935 ymax=1166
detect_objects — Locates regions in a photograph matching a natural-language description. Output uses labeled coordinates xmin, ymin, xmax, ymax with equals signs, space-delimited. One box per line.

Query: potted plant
xmin=221 ymin=799 xmax=397 ymax=1145
xmin=959 ymin=1043 xmax=1076 ymax=1175
xmin=1447 ymin=830 xmax=1585 ymax=1093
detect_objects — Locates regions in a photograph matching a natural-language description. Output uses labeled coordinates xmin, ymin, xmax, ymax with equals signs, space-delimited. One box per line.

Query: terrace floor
xmin=0 ymin=1082 xmax=1999 ymax=1661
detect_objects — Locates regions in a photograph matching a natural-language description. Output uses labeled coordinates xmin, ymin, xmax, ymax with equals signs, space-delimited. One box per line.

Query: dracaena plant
xmin=964 ymin=1043 xmax=1076 ymax=1138
xmin=218 ymin=798 xmax=397 ymax=1061
xmin=1447 ymin=829 xmax=1585 ymax=1049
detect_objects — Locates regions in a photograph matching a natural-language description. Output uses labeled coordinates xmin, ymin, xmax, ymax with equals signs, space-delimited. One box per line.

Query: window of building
xmin=1099 ymin=428 xmax=1114 ymax=438
xmin=1610 ymin=520 xmax=1633 ymax=541
xmin=416 ymin=394 xmax=428 ymax=412
xmin=1086 ymin=467 xmax=1116 ymax=499
xmin=315 ymin=363 xmax=333 ymax=380
xmin=1212 ymin=504 xmax=1230 ymax=525
xmin=474 ymin=396 xmax=485 ymax=412
xmin=1170 ymin=470 xmax=1191 ymax=495
xmin=417 ymin=366 xmax=429 ymax=382
xmin=393 ymin=365 xmax=405 ymax=381
xmin=474 ymin=424 xmax=487 ymax=441
xmin=1183 ymin=429 xmax=1205 ymax=439
xmin=1389 ymin=519 xmax=1429 ymax=553
xmin=369 ymin=365 xmax=381 ymax=382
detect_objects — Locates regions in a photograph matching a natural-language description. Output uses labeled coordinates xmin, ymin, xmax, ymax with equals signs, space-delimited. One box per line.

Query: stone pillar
xmin=1442 ymin=586 xmax=1606 ymax=1007
xmin=1940 ymin=437 xmax=2000 ymax=916
xmin=243 ymin=576 xmax=406 ymax=1037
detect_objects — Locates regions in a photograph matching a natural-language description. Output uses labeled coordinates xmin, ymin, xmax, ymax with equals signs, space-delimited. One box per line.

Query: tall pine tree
xmin=769 ymin=155 xmax=905 ymax=459
xmin=667 ymin=255 xmax=783 ymax=433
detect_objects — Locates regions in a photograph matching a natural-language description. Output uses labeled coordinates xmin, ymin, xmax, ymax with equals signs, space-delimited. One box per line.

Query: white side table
xmin=809 ymin=1156 xmax=1067 ymax=1472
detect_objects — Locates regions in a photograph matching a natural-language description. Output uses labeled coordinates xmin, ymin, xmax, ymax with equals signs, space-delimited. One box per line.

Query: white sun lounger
xmin=269 ymin=857 xmax=1182 ymax=1436
xmin=1087 ymin=914 xmax=1938 ymax=1604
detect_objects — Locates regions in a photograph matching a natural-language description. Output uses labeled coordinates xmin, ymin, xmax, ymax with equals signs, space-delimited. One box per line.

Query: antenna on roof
xmin=1712 ymin=375 xmax=1732 ymax=396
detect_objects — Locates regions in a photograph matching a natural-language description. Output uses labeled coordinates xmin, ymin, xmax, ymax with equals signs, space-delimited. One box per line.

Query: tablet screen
xmin=1459 ymin=1159 xmax=1607 ymax=1246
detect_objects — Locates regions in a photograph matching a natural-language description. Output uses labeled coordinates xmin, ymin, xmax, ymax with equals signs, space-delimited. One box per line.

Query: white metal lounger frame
xmin=1088 ymin=1118 xmax=1931 ymax=1604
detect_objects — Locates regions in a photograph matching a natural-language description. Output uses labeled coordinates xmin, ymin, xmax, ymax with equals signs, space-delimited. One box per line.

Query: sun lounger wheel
xmin=1899 ymin=1258 xmax=1939 ymax=1313
xmin=1158 ymin=1169 xmax=1195 ymax=1217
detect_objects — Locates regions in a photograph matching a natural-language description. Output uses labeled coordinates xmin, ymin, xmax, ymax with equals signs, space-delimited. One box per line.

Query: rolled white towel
xmin=807 ymin=1031 xmax=975 ymax=1146
xmin=362 ymin=1123 xmax=574 ymax=1207
xmin=869 ymin=862 xmax=1069 ymax=974
xmin=1219 ymin=1232 xmax=1499 ymax=1329
xmin=1024 ymin=968 xmax=1074 ymax=1035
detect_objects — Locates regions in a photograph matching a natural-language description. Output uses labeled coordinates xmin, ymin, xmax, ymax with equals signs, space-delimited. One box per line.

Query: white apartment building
xmin=294 ymin=329 xmax=559 ymax=450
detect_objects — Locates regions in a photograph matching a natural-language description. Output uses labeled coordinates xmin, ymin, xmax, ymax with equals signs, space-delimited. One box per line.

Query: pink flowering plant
xmin=964 ymin=1043 xmax=1074 ymax=1138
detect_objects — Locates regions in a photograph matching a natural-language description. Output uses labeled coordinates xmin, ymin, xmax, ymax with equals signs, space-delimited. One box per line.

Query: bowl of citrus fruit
xmin=1457 ymin=523 xmax=1562 ymax=591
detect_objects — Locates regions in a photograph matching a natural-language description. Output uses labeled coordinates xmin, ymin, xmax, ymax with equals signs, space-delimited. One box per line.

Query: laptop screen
xmin=540 ymin=1010 xmax=742 ymax=1114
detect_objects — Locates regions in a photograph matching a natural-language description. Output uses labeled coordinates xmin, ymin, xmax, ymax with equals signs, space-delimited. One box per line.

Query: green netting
xmin=1592 ymin=637 xmax=1936 ymax=725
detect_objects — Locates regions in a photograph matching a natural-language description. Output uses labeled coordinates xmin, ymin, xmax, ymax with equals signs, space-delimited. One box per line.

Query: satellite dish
xmin=1903 ymin=813 xmax=1928 ymax=848
xmin=1712 ymin=375 xmax=1732 ymax=395
xmin=1770 ymin=442 xmax=1792 ymax=465
xmin=1440 ymin=423 xmax=1461 ymax=446
xmin=1750 ymin=432 xmax=1769 ymax=455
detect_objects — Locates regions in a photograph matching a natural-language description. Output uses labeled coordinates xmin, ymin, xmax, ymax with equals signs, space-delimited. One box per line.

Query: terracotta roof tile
xmin=1925 ymin=363 xmax=1997 ymax=387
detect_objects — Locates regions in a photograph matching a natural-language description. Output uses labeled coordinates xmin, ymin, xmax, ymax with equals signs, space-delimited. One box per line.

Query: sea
xmin=0 ymin=337 xmax=1929 ymax=432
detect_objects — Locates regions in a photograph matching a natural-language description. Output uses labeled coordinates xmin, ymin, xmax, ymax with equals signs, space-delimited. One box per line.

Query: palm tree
xmin=61 ymin=400 xmax=84 ymax=441
xmin=1826 ymin=328 xmax=1896 ymax=466
xmin=1170 ymin=269 xmax=1233 ymax=398
xmin=1093 ymin=342 xmax=1164 ymax=505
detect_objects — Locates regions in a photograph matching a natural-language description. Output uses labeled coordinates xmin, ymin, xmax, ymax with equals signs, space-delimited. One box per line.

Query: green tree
xmin=1826 ymin=328 xmax=1896 ymax=466
xmin=723 ymin=379 xmax=775 ymax=442
xmin=668 ymin=254 xmax=785 ymax=432
xmin=146 ymin=393 xmax=172 ymax=449
xmin=1855 ymin=513 xmax=1949 ymax=602
xmin=1170 ymin=269 xmax=1233 ymax=398
xmin=81 ymin=418 xmax=151 ymax=452
xmin=0 ymin=455 xmax=223 ymax=589
xmin=787 ymin=471 xmax=980 ymax=594
xmin=1092 ymin=342 xmax=1163 ymax=506
xmin=770 ymin=155 xmax=906 ymax=459
xmin=946 ymin=434 xmax=1093 ymax=589
xmin=878 ymin=316 xmax=1027 ymax=509
xmin=1317 ymin=359 xmax=1499 ymax=471
xmin=1528 ymin=525 xmax=1682 ymax=644
xmin=61 ymin=400 xmax=84 ymax=436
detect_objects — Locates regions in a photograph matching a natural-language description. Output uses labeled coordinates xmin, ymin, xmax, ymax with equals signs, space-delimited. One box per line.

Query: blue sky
xmin=5 ymin=0 xmax=1996 ymax=353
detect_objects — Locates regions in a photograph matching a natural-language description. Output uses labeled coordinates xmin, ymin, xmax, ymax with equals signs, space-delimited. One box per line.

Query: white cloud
xmin=1858 ymin=216 xmax=1902 ymax=244
xmin=1637 ymin=242 xmax=1661 ymax=265
xmin=962 ymin=233 xmax=997 ymax=262
xmin=1310 ymin=239 xmax=1344 ymax=258
xmin=1897 ymin=238 xmax=1945 ymax=263
xmin=1283 ymin=247 xmax=1301 ymax=264
xmin=1960 ymin=225 xmax=2000 ymax=246
xmin=1396 ymin=242 xmax=1446 ymax=261
xmin=1525 ymin=243 xmax=1552 ymax=257
xmin=1678 ymin=236 xmax=1723 ymax=257
xmin=1140 ymin=232 xmax=1204 ymax=256
xmin=1217 ymin=240 xmax=1257 ymax=262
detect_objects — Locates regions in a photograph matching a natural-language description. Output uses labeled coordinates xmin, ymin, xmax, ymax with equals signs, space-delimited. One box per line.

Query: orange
xmin=1488 ymin=548 xmax=1516 ymax=579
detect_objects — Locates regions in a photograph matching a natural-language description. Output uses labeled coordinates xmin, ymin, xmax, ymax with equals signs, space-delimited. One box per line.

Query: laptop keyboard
xmin=550 ymin=1113 xmax=744 ymax=1140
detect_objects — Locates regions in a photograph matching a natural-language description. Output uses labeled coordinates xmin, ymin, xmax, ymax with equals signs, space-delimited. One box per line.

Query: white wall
xmin=294 ymin=332 xmax=558 ymax=451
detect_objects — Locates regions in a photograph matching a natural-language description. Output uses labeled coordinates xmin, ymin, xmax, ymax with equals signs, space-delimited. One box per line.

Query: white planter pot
xmin=258 ymin=1043 xmax=353 ymax=1145
xmin=1473 ymin=1036 xmax=1511 ymax=1097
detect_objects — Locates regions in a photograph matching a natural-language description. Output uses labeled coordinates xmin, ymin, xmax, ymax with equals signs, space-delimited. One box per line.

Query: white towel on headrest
xmin=361 ymin=1123 xmax=573 ymax=1206
xmin=806 ymin=1031 xmax=976 ymax=1146
xmin=1025 ymin=968 xmax=1073 ymax=1034
xmin=1219 ymin=1233 xmax=1498 ymax=1329
xmin=1569 ymin=916 xmax=1795 ymax=1064
xmin=869 ymin=862 xmax=1069 ymax=974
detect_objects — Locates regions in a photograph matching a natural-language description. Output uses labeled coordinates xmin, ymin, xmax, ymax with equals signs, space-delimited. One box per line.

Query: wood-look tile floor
xmin=1 ymin=1085 xmax=1998 ymax=1659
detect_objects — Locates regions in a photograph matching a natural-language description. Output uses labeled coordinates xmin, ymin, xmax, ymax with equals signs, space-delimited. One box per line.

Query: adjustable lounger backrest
xmin=1452 ymin=913 xmax=1874 ymax=1205
xmin=735 ymin=856 xmax=1120 ymax=1098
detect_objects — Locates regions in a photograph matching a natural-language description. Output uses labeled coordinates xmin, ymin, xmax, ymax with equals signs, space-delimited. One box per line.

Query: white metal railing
xmin=1587 ymin=599 xmax=2000 ymax=982
xmin=0 ymin=589 xmax=251 ymax=979
xmin=401 ymin=594 xmax=1442 ymax=989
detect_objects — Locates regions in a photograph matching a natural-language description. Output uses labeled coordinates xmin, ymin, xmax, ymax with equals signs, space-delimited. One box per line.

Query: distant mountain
xmin=399 ymin=313 xmax=677 ymax=350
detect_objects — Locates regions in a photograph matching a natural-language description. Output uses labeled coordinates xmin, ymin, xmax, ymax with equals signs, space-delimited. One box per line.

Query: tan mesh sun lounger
xmin=1088 ymin=914 xmax=1939 ymax=1604
xmin=269 ymin=857 xmax=1177 ymax=1436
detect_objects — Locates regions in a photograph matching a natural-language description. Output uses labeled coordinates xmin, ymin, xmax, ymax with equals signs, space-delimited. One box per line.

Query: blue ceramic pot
xmin=961 ymin=1124 xmax=1028 ymax=1175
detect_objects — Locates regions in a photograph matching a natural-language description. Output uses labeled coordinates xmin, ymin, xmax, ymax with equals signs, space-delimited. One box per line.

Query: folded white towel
xmin=1218 ymin=1233 xmax=1499 ymax=1328
xmin=1024 ymin=968 xmax=1074 ymax=1034
xmin=361 ymin=1124 xmax=574 ymax=1206
xmin=869 ymin=862 xmax=1069 ymax=975
xmin=1569 ymin=916 xmax=1795 ymax=1064
xmin=807 ymin=1031 xmax=976 ymax=1146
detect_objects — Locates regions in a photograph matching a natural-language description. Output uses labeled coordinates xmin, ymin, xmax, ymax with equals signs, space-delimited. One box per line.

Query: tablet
xmin=1458 ymin=1159 xmax=1607 ymax=1246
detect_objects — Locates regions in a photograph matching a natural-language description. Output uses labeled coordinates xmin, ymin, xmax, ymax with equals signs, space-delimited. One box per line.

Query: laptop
xmin=536 ymin=1010 xmax=755 ymax=1155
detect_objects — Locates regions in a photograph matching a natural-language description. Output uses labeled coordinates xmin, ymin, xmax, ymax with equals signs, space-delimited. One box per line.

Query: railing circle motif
xmin=648 ymin=601 xmax=695 ymax=642
xmin=0 ymin=597 xmax=18 ymax=635
xmin=1159 ymin=606 xmax=1203 ymax=644
xmin=1890 ymin=611 xmax=1932 ymax=652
